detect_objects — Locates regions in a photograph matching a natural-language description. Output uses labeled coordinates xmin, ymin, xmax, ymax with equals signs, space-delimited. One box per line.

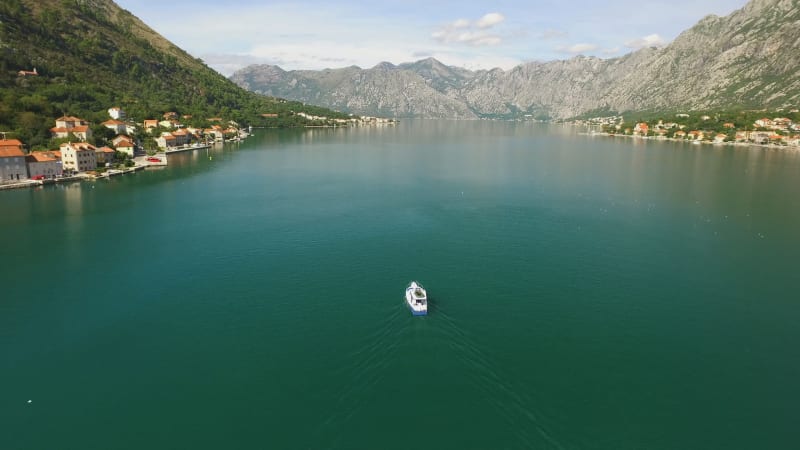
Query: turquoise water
xmin=2 ymin=121 xmax=799 ymax=449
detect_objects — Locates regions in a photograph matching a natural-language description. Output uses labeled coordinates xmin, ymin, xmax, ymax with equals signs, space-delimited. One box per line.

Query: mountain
xmin=0 ymin=0 xmax=350 ymax=149
xmin=233 ymin=60 xmax=477 ymax=119
xmin=231 ymin=0 xmax=800 ymax=119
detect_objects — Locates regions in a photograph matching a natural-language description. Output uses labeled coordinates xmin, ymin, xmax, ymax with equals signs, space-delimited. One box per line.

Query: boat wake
xmin=435 ymin=309 xmax=566 ymax=449
xmin=314 ymin=305 xmax=405 ymax=444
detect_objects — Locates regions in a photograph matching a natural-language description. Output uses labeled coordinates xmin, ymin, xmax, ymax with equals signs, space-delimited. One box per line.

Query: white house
xmin=51 ymin=116 xmax=92 ymax=141
xmin=60 ymin=142 xmax=97 ymax=172
xmin=0 ymin=139 xmax=28 ymax=182
xmin=108 ymin=107 xmax=126 ymax=120
xmin=755 ymin=118 xmax=774 ymax=129
xmin=26 ymin=151 xmax=62 ymax=179
xmin=102 ymin=119 xmax=128 ymax=135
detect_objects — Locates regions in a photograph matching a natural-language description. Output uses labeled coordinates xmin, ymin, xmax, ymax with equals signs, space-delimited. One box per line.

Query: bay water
xmin=2 ymin=121 xmax=799 ymax=449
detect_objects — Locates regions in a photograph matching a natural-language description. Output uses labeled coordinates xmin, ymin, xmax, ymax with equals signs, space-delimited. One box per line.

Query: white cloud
xmin=432 ymin=12 xmax=506 ymax=47
xmin=624 ymin=33 xmax=666 ymax=49
xmin=475 ymin=12 xmax=505 ymax=29
xmin=556 ymin=43 xmax=599 ymax=54
xmin=451 ymin=18 xmax=470 ymax=29
xmin=601 ymin=47 xmax=621 ymax=55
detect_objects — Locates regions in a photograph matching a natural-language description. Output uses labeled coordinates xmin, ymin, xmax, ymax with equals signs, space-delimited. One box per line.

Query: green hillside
xmin=0 ymin=0 xmax=350 ymax=149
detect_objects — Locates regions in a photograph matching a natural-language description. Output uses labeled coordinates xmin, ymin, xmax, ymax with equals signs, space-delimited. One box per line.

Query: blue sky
xmin=116 ymin=0 xmax=748 ymax=75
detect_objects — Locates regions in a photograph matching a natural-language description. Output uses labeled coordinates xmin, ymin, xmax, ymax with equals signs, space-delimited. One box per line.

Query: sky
xmin=115 ymin=0 xmax=749 ymax=76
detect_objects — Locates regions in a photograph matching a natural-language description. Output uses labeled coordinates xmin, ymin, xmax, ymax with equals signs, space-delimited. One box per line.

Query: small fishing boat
xmin=405 ymin=281 xmax=428 ymax=316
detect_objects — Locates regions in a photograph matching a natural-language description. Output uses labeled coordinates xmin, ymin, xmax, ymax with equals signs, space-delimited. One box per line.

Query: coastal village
xmin=580 ymin=112 xmax=800 ymax=147
xmin=0 ymin=105 xmax=394 ymax=190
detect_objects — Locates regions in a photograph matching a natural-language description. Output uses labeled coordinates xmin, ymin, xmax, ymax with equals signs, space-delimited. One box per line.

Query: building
xmin=156 ymin=134 xmax=177 ymax=149
xmin=204 ymin=127 xmax=224 ymax=142
xmin=96 ymin=146 xmax=116 ymax=165
xmin=143 ymin=120 xmax=159 ymax=133
xmin=102 ymin=119 xmax=127 ymax=135
xmin=112 ymin=135 xmax=132 ymax=147
xmin=51 ymin=116 xmax=92 ymax=141
xmin=755 ymin=118 xmax=774 ymax=129
xmin=26 ymin=151 xmax=62 ymax=179
xmin=115 ymin=139 xmax=135 ymax=157
xmin=0 ymin=139 xmax=28 ymax=182
xmin=633 ymin=122 xmax=649 ymax=136
xmin=108 ymin=107 xmax=126 ymax=120
xmin=60 ymin=142 xmax=97 ymax=172
xmin=687 ymin=130 xmax=704 ymax=140
xmin=158 ymin=119 xmax=178 ymax=129
xmin=171 ymin=129 xmax=190 ymax=146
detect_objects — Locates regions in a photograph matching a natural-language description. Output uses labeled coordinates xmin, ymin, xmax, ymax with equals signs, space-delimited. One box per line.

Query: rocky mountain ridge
xmin=231 ymin=0 xmax=800 ymax=119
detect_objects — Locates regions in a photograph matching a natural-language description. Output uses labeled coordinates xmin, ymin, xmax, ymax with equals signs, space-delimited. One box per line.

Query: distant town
xmin=0 ymin=106 xmax=395 ymax=190
xmin=572 ymin=111 xmax=800 ymax=147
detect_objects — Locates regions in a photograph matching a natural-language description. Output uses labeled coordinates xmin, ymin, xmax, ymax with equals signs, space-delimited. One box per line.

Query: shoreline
xmin=582 ymin=131 xmax=800 ymax=151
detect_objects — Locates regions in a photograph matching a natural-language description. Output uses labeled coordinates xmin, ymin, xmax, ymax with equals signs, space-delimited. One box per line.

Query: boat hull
xmin=408 ymin=303 xmax=428 ymax=316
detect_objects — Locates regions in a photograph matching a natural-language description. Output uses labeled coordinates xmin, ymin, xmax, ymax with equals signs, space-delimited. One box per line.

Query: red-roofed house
xmin=0 ymin=139 xmax=28 ymax=182
xmin=26 ymin=151 xmax=62 ymax=179
xmin=171 ymin=129 xmax=190 ymax=146
xmin=70 ymin=125 xmax=91 ymax=142
xmin=96 ymin=146 xmax=116 ymax=164
xmin=633 ymin=122 xmax=649 ymax=136
xmin=18 ymin=68 xmax=38 ymax=77
xmin=115 ymin=139 xmax=135 ymax=157
xmin=112 ymin=135 xmax=132 ymax=147
xmin=52 ymin=116 xmax=92 ymax=141
xmin=143 ymin=120 xmax=159 ymax=133
xmin=55 ymin=116 xmax=87 ymax=129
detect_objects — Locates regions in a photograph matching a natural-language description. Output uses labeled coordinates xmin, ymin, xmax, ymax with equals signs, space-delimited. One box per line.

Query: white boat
xmin=405 ymin=281 xmax=428 ymax=316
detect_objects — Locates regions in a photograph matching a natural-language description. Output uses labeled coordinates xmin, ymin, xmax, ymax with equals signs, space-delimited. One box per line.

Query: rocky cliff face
xmin=231 ymin=0 xmax=800 ymax=119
